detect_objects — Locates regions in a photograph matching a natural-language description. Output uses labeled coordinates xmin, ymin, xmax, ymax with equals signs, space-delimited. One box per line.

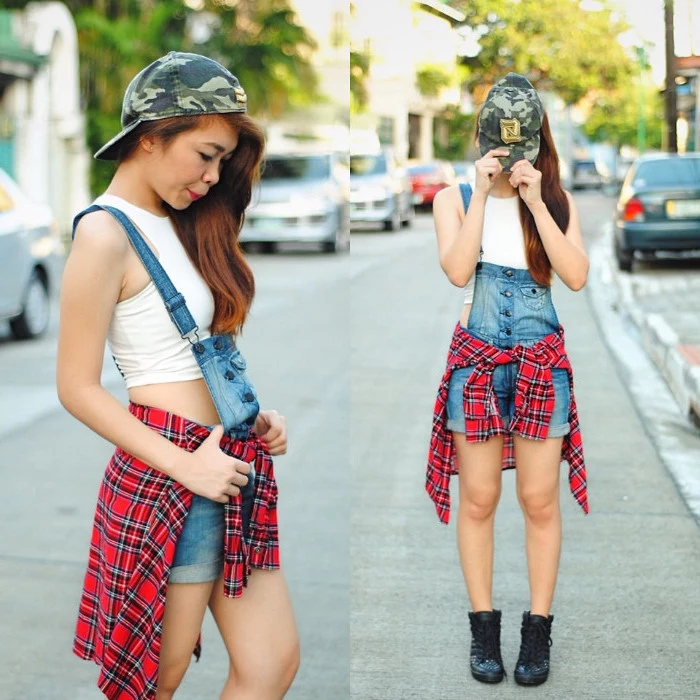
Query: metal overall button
xmin=244 ymin=391 xmax=255 ymax=402
xmin=505 ymin=310 xmax=512 ymax=317
xmin=505 ymin=328 xmax=512 ymax=336
xmin=504 ymin=290 xmax=512 ymax=297
xmin=194 ymin=342 xmax=205 ymax=354
xmin=225 ymin=370 xmax=235 ymax=380
xmin=213 ymin=338 xmax=223 ymax=350
xmin=505 ymin=269 xmax=513 ymax=277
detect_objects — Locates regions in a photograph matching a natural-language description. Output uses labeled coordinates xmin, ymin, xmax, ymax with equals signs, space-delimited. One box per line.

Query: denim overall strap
xmin=72 ymin=205 xmax=199 ymax=342
xmin=459 ymin=183 xmax=472 ymax=211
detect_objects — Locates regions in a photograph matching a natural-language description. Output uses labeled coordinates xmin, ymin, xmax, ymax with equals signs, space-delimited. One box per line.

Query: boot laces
xmin=470 ymin=616 xmax=501 ymax=662
xmin=519 ymin=618 xmax=552 ymax=665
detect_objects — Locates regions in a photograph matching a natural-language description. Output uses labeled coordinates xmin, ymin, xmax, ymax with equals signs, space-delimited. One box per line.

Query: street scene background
xmin=1 ymin=0 xmax=700 ymax=698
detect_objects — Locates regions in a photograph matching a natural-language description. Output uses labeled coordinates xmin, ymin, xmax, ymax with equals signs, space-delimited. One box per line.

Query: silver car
xmin=241 ymin=151 xmax=350 ymax=253
xmin=0 ymin=168 xmax=64 ymax=340
xmin=349 ymin=151 xmax=414 ymax=231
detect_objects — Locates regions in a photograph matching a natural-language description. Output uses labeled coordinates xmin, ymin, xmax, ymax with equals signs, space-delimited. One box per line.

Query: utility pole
xmin=664 ymin=0 xmax=678 ymax=152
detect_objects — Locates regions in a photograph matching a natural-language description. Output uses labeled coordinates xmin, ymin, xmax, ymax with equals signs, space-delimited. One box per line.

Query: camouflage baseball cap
xmin=478 ymin=73 xmax=544 ymax=172
xmin=94 ymin=51 xmax=248 ymax=160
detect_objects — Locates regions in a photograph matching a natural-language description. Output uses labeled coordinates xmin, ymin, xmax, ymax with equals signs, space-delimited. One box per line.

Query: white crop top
xmin=95 ymin=194 xmax=215 ymax=388
xmin=463 ymin=188 xmax=528 ymax=304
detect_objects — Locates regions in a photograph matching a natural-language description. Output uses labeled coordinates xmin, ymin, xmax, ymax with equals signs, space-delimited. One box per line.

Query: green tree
xmin=451 ymin=0 xmax=635 ymax=105
xmin=581 ymin=82 xmax=664 ymax=150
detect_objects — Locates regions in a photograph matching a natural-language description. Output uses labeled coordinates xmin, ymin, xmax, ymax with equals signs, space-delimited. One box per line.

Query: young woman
xmin=426 ymin=73 xmax=589 ymax=687
xmin=57 ymin=52 xmax=299 ymax=700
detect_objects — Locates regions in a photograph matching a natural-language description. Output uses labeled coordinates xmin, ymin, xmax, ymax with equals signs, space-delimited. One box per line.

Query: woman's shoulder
xmin=73 ymin=204 xmax=130 ymax=257
xmin=433 ymin=184 xmax=465 ymax=209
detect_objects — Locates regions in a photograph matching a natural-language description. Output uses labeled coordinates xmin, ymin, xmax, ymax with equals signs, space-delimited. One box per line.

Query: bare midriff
xmin=459 ymin=302 xmax=472 ymax=330
xmin=128 ymin=379 xmax=221 ymax=427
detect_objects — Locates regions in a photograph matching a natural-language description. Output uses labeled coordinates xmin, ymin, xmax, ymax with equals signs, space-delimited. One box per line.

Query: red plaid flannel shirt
xmin=73 ymin=403 xmax=279 ymax=700
xmin=426 ymin=323 xmax=588 ymax=524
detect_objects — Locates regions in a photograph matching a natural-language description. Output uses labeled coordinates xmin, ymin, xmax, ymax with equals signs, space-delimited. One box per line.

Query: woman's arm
xmin=510 ymin=162 xmax=589 ymax=291
xmin=434 ymin=149 xmax=508 ymax=287
xmin=57 ymin=212 xmax=246 ymax=503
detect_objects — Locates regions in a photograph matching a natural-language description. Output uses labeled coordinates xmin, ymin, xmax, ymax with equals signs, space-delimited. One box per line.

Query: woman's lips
xmin=187 ymin=189 xmax=204 ymax=201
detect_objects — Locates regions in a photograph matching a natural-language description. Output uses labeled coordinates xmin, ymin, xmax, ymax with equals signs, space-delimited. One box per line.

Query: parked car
xmin=406 ymin=160 xmax=456 ymax=207
xmin=571 ymin=160 xmax=604 ymax=190
xmin=0 ymin=167 xmax=63 ymax=340
xmin=613 ymin=153 xmax=700 ymax=272
xmin=240 ymin=150 xmax=350 ymax=253
xmin=349 ymin=151 xmax=413 ymax=231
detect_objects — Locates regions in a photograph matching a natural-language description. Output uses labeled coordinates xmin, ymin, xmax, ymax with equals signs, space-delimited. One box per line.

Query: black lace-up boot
xmin=468 ymin=609 xmax=505 ymax=683
xmin=514 ymin=611 xmax=554 ymax=686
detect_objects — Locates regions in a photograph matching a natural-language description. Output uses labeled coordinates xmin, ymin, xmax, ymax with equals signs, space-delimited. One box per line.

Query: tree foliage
xmin=581 ymin=81 xmax=664 ymax=150
xmin=6 ymin=0 xmax=319 ymax=193
xmin=450 ymin=0 xmax=635 ymax=106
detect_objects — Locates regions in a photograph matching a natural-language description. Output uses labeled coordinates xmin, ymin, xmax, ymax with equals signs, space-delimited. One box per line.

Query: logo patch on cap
xmin=500 ymin=118 xmax=523 ymax=144
xmin=233 ymin=86 xmax=247 ymax=104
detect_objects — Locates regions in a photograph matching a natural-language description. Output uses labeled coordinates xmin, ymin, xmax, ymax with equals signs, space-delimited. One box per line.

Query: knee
xmin=518 ymin=488 xmax=559 ymax=524
xmin=156 ymin=658 xmax=189 ymax=699
xmin=459 ymin=485 xmax=500 ymax=522
xmin=229 ymin=637 xmax=300 ymax=697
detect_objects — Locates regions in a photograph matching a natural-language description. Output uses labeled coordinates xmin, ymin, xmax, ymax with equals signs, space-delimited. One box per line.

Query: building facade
xmin=0 ymin=2 xmax=89 ymax=235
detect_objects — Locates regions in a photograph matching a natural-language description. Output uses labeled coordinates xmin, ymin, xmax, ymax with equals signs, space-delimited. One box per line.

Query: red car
xmin=406 ymin=161 xmax=457 ymax=206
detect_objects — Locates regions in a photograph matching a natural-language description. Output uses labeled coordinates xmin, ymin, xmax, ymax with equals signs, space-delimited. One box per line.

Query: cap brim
xmin=93 ymin=120 xmax=143 ymax=161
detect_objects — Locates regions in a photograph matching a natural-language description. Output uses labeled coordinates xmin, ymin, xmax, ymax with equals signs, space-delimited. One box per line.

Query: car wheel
xmin=383 ymin=202 xmax=401 ymax=232
xmin=10 ymin=270 xmax=50 ymax=340
xmin=401 ymin=202 xmax=414 ymax=228
xmin=322 ymin=223 xmax=350 ymax=254
xmin=614 ymin=239 xmax=633 ymax=272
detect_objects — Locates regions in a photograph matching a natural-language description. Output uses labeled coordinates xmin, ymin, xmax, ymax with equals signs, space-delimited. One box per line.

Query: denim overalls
xmin=71 ymin=204 xmax=261 ymax=565
xmin=446 ymin=185 xmax=570 ymax=436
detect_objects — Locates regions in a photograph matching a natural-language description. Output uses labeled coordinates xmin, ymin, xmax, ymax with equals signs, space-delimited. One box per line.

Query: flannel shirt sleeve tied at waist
xmin=426 ymin=325 xmax=588 ymax=524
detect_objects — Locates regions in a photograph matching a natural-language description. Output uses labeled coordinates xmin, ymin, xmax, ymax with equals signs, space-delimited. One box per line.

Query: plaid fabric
xmin=426 ymin=323 xmax=588 ymax=524
xmin=73 ymin=402 xmax=279 ymax=700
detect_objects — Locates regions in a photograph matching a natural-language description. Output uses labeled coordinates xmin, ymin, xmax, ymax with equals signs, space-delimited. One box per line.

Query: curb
xmin=610 ymin=254 xmax=700 ymax=424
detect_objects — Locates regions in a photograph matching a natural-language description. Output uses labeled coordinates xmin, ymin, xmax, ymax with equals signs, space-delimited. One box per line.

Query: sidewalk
xmin=602 ymin=229 xmax=700 ymax=424
xmin=350 ymin=226 xmax=700 ymax=698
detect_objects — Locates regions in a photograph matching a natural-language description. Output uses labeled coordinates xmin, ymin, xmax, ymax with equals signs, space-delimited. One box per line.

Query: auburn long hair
xmin=475 ymin=112 xmax=569 ymax=286
xmin=117 ymin=113 xmax=265 ymax=335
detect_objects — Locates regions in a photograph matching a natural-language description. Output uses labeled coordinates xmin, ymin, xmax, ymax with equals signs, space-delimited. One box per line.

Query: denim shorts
xmin=168 ymin=447 xmax=256 ymax=584
xmin=446 ymin=362 xmax=571 ymax=438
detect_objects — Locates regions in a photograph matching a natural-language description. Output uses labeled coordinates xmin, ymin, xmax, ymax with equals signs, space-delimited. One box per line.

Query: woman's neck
xmin=489 ymin=172 xmax=518 ymax=199
xmin=105 ymin=161 xmax=167 ymax=217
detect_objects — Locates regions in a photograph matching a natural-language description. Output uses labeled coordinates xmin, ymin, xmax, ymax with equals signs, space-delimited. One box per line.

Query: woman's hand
xmin=253 ymin=409 xmax=287 ymax=455
xmin=474 ymin=149 xmax=509 ymax=195
xmin=510 ymin=159 xmax=543 ymax=208
xmin=177 ymin=425 xmax=251 ymax=503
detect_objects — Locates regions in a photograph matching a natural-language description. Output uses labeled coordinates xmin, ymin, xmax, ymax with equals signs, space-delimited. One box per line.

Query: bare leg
xmin=209 ymin=569 xmax=300 ymax=700
xmin=156 ymin=580 xmax=216 ymax=699
xmin=454 ymin=433 xmax=504 ymax=611
xmin=514 ymin=435 xmax=564 ymax=617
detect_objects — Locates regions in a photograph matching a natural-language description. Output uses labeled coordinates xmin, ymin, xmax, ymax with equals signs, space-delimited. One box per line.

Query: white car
xmin=0 ymin=168 xmax=64 ymax=339
xmin=241 ymin=151 xmax=350 ymax=253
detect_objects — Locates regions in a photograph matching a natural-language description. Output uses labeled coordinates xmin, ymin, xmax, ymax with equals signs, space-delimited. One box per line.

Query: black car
xmin=613 ymin=153 xmax=700 ymax=272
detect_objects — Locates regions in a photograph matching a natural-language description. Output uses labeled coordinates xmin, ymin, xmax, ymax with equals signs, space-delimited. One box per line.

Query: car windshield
xmin=350 ymin=154 xmax=387 ymax=176
xmin=634 ymin=158 xmax=700 ymax=186
xmin=262 ymin=155 xmax=330 ymax=180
